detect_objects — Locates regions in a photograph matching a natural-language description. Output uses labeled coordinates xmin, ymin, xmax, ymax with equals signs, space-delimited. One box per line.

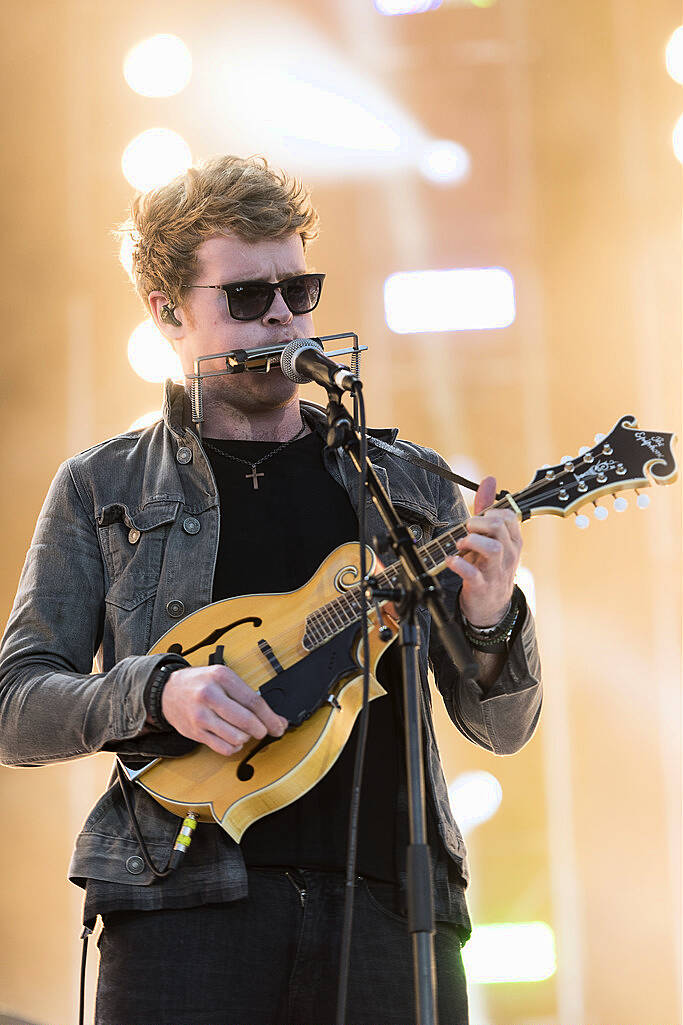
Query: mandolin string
xmin=180 ymin=464 xmax=636 ymax=660
xmin=305 ymin=471 xmax=630 ymax=642
xmin=214 ymin=463 xmax=614 ymax=664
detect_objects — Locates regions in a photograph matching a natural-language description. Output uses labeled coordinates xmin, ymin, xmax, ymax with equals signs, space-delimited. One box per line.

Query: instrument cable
xmin=77 ymin=764 xmax=189 ymax=1024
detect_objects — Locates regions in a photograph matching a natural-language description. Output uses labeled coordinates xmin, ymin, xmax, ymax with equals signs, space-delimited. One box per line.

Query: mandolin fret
xmin=303 ymin=527 xmax=464 ymax=649
xmin=326 ymin=602 xmax=346 ymax=630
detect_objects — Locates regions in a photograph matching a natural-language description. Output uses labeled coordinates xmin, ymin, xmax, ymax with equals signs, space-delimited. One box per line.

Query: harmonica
xmin=188 ymin=332 xmax=366 ymax=423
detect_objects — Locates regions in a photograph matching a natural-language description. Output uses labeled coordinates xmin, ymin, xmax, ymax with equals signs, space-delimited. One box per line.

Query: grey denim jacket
xmin=0 ymin=381 xmax=542 ymax=925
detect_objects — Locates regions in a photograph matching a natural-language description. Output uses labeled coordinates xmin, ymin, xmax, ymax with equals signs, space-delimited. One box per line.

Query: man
xmin=0 ymin=155 xmax=541 ymax=1025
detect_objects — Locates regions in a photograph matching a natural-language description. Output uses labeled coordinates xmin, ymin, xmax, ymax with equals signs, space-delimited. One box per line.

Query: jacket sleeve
xmin=427 ymin=456 xmax=543 ymax=756
xmin=0 ymin=461 xmax=189 ymax=766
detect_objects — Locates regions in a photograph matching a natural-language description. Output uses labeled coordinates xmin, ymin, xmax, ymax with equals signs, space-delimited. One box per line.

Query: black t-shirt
xmin=204 ymin=429 xmax=403 ymax=882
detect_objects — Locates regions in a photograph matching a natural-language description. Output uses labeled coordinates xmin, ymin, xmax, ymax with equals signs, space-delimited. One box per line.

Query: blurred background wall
xmin=0 ymin=1 xmax=680 ymax=1023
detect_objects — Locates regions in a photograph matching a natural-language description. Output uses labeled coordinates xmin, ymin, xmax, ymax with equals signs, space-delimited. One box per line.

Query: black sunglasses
xmin=182 ymin=272 xmax=325 ymax=322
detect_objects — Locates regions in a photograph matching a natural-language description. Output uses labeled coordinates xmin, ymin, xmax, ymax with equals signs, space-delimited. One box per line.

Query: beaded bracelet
xmin=460 ymin=593 xmax=521 ymax=654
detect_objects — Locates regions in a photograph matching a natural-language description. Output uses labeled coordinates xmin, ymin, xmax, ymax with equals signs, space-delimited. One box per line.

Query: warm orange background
xmin=0 ymin=2 xmax=680 ymax=1024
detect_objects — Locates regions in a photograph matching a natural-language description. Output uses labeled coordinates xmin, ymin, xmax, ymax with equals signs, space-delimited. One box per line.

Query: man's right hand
xmin=161 ymin=665 xmax=288 ymax=756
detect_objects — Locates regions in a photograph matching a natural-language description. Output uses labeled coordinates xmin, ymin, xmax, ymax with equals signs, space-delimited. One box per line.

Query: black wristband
xmin=144 ymin=662 xmax=182 ymax=731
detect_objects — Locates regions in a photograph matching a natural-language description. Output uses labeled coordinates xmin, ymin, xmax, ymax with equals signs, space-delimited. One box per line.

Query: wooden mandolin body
xmin=134 ymin=542 xmax=397 ymax=841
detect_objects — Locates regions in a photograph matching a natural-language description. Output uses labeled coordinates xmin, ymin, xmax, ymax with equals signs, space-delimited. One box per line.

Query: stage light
xmin=384 ymin=268 xmax=516 ymax=333
xmin=127 ymin=320 xmax=184 ymax=383
xmin=121 ymin=128 xmax=192 ymax=192
xmin=129 ymin=410 xmax=163 ymax=431
xmin=418 ymin=139 xmax=471 ymax=185
xmin=448 ymin=772 xmax=502 ymax=835
xmin=280 ymin=80 xmax=401 ymax=152
xmin=123 ymin=34 xmax=192 ymax=97
xmin=201 ymin=8 xmax=461 ymax=179
xmin=673 ymin=113 xmax=683 ymax=164
xmin=461 ymin=922 xmax=557 ymax=984
xmin=665 ymin=26 xmax=683 ymax=84
xmin=374 ymin=0 xmax=441 ymax=13
xmin=515 ymin=564 xmax=536 ymax=615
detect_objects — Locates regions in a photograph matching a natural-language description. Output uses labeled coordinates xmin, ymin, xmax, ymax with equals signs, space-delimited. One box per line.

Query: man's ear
xmin=149 ymin=291 xmax=184 ymax=337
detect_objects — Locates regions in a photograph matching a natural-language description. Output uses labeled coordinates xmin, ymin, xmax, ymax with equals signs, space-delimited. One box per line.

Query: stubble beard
xmin=198 ymin=368 xmax=300 ymax=420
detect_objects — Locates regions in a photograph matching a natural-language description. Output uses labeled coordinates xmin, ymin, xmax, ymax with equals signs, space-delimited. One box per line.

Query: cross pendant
xmin=246 ymin=465 xmax=265 ymax=490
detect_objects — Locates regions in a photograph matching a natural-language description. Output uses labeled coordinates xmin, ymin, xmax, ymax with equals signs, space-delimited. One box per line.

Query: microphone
xmin=280 ymin=338 xmax=358 ymax=392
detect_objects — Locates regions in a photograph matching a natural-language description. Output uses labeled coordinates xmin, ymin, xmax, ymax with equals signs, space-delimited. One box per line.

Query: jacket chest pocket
xmin=99 ymin=501 xmax=180 ymax=612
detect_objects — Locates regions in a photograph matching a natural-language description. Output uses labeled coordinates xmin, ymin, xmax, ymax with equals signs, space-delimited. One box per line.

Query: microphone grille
xmin=280 ymin=337 xmax=324 ymax=384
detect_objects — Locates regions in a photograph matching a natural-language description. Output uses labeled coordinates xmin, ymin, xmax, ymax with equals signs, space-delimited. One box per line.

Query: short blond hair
xmin=120 ymin=155 xmax=320 ymax=313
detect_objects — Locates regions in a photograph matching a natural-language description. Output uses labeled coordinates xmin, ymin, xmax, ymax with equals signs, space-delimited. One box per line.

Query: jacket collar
xmin=162 ymin=380 xmax=194 ymax=440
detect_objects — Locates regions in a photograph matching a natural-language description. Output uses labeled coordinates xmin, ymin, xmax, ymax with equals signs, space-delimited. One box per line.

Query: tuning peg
xmin=613 ymin=495 xmax=628 ymax=512
xmin=636 ymin=492 xmax=650 ymax=509
xmin=575 ymin=514 xmax=590 ymax=529
xmin=578 ymin=446 xmax=590 ymax=455
xmin=593 ymin=503 xmax=608 ymax=521
xmin=594 ymin=433 xmax=606 ymax=443
xmin=560 ymin=455 xmax=571 ymax=463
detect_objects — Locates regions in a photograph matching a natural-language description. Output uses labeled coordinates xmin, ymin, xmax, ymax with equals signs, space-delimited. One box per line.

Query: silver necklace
xmin=203 ymin=423 xmax=308 ymax=490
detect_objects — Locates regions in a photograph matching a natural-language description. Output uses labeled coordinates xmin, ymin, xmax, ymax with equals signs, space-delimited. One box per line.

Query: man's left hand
xmin=445 ymin=475 xmax=522 ymax=627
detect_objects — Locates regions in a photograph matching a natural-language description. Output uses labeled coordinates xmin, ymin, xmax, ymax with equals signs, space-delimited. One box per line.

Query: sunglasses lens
xmin=282 ymin=275 xmax=321 ymax=314
xmin=228 ymin=283 xmax=273 ymax=321
xmin=225 ymin=275 xmax=323 ymax=320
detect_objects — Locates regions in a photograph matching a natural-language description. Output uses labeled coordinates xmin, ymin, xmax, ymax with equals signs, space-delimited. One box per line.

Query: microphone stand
xmin=325 ymin=389 xmax=475 ymax=1025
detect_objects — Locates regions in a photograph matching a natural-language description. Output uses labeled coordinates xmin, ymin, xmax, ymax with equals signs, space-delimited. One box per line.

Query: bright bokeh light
xmin=129 ymin=410 xmax=163 ymax=431
xmin=374 ymin=0 xmax=441 ymax=13
xmin=448 ymin=771 xmax=503 ymax=835
xmin=384 ymin=268 xmax=516 ymax=333
xmin=515 ymin=564 xmax=536 ymax=616
xmin=447 ymin=455 xmax=483 ymax=513
xmin=200 ymin=8 xmax=463 ymax=179
xmin=127 ymin=320 xmax=184 ymax=383
xmin=275 ymin=79 xmax=401 ymax=152
xmin=123 ymin=34 xmax=192 ymax=97
xmin=673 ymin=113 xmax=683 ymax=164
xmin=418 ymin=139 xmax=471 ymax=185
xmin=665 ymin=26 xmax=683 ymax=84
xmin=462 ymin=922 xmax=557 ymax=984
xmin=121 ymin=128 xmax=192 ymax=192
xmin=119 ymin=232 xmax=136 ymax=283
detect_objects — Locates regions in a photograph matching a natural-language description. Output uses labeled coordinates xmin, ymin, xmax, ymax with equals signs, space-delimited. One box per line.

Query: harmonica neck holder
xmin=187 ymin=332 xmax=365 ymax=424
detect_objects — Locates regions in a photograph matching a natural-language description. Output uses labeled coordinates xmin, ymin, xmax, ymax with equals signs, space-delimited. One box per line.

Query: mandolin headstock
xmin=514 ymin=415 xmax=678 ymax=523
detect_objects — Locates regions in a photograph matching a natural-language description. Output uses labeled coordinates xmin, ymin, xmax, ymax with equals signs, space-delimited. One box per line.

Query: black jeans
xmin=95 ymin=868 xmax=469 ymax=1025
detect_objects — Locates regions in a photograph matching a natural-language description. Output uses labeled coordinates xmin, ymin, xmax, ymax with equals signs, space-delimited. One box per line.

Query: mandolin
xmin=122 ymin=415 xmax=677 ymax=841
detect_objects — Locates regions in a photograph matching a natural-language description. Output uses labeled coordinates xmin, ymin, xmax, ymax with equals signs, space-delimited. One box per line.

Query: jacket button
xmin=125 ymin=855 xmax=145 ymax=875
xmin=128 ymin=528 xmax=141 ymax=544
xmin=176 ymin=446 xmax=192 ymax=464
xmin=166 ymin=599 xmax=185 ymax=619
xmin=409 ymin=524 xmax=423 ymax=542
xmin=182 ymin=516 xmax=201 ymax=535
